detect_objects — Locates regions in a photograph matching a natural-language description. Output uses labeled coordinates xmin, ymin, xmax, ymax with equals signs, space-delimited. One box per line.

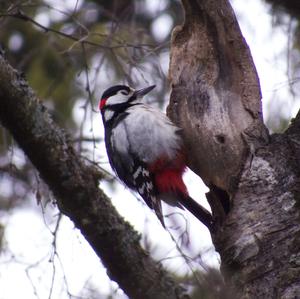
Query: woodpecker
xmin=99 ymin=84 xmax=213 ymax=229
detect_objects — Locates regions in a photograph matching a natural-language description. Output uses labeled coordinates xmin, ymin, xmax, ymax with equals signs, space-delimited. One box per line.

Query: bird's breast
xmin=118 ymin=105 xmax=183 ymax=163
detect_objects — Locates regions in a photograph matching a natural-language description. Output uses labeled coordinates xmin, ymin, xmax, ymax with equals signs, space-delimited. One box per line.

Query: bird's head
xmin=99 ymin=84 xmax=156 ymax=112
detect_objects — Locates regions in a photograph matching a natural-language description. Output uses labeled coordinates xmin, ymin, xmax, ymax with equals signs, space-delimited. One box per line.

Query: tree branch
xmin=0 ymin=54 xmax=187 ymax=299
xmin=0 ymin=10 xmax=158 ymax=51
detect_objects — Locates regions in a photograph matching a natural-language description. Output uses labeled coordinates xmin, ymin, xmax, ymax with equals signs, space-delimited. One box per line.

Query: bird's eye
xmin=121 ymin=91 xmax=128 ymax=95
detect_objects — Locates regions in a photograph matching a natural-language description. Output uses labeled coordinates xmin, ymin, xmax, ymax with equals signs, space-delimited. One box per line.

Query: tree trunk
xmin=168 ymin=0 xmax=300 ymax=297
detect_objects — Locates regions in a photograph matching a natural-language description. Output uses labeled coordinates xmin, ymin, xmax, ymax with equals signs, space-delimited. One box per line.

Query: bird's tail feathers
xmin=152 ymin=196 xmax=165 ymax=227
xmin=178 ymin=194 xmax=213 ymax=230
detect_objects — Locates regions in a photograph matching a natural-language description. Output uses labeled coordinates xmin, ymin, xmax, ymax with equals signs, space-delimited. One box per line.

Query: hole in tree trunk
xmin=215 ymin=134 xmax=226 ymax=144
xmin=210 ymin=184 xmax=230 ymax=214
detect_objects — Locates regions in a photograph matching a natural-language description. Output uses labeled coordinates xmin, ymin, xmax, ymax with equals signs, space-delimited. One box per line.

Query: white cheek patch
xmin=107 ymin=93 xmax=130 ymax=106
xmin=111 ymin=121 xmax=130 ymax=155
xmin=104 ymin=110 xmax=114 ymax=122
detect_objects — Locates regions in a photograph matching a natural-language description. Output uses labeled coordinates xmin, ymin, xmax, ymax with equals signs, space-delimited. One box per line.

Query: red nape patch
xmin=99 ymin=98 xmax=107 ymax=110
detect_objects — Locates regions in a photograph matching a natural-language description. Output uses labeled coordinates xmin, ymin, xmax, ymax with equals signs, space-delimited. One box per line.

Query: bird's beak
xmin=133 ymin=85 xmax=156 ymax=98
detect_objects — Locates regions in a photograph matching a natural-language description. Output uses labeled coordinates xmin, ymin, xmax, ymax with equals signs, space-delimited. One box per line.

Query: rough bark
xmin=0 ymin=55 xmax=188 ymax=299
xmin=168 ymin=0 xmax=267 ymax=195
xmin=168 ymin=0 xmax=300 ymax=297
xmin=218 ymin=120 xmax=300 ymax=298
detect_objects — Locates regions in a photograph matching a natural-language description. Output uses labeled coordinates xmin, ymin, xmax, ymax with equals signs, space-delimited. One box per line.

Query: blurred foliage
xmin=0 ymin=0 xmax=300 ymax=297
xmin=264 ymin=0 xmax=300 ymax=132
xmin=0 ymin=0 xmax=182 ymax=127
xmin=0 ymin=0 xmax=182 ymax=210
xmin=265 ymin=0 xmax=300 ymax=18
xmin=0 ymin=0 xmax=191 ymax=298
xmin=1 ymin=0 xmax=298 ymax=209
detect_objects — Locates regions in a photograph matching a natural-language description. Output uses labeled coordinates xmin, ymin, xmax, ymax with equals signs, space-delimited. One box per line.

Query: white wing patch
xmin=131 ymin=164 xmax=165 ymax=227
xmin=103 ymin=109 xmax=115 ymax=122
xmin=110 ymin=121 xmax=130 ymax=156
xmin=133 ymin=167 xmax=142 ymax=180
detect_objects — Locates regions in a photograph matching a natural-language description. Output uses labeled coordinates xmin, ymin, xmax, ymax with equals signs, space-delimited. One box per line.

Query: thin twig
xmin=0 ymin=10 xmax=157 ymax=50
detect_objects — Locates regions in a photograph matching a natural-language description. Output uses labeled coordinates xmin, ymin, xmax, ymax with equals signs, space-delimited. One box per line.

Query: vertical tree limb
xmin=168 ymin=0 xmax=268 ymax=195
